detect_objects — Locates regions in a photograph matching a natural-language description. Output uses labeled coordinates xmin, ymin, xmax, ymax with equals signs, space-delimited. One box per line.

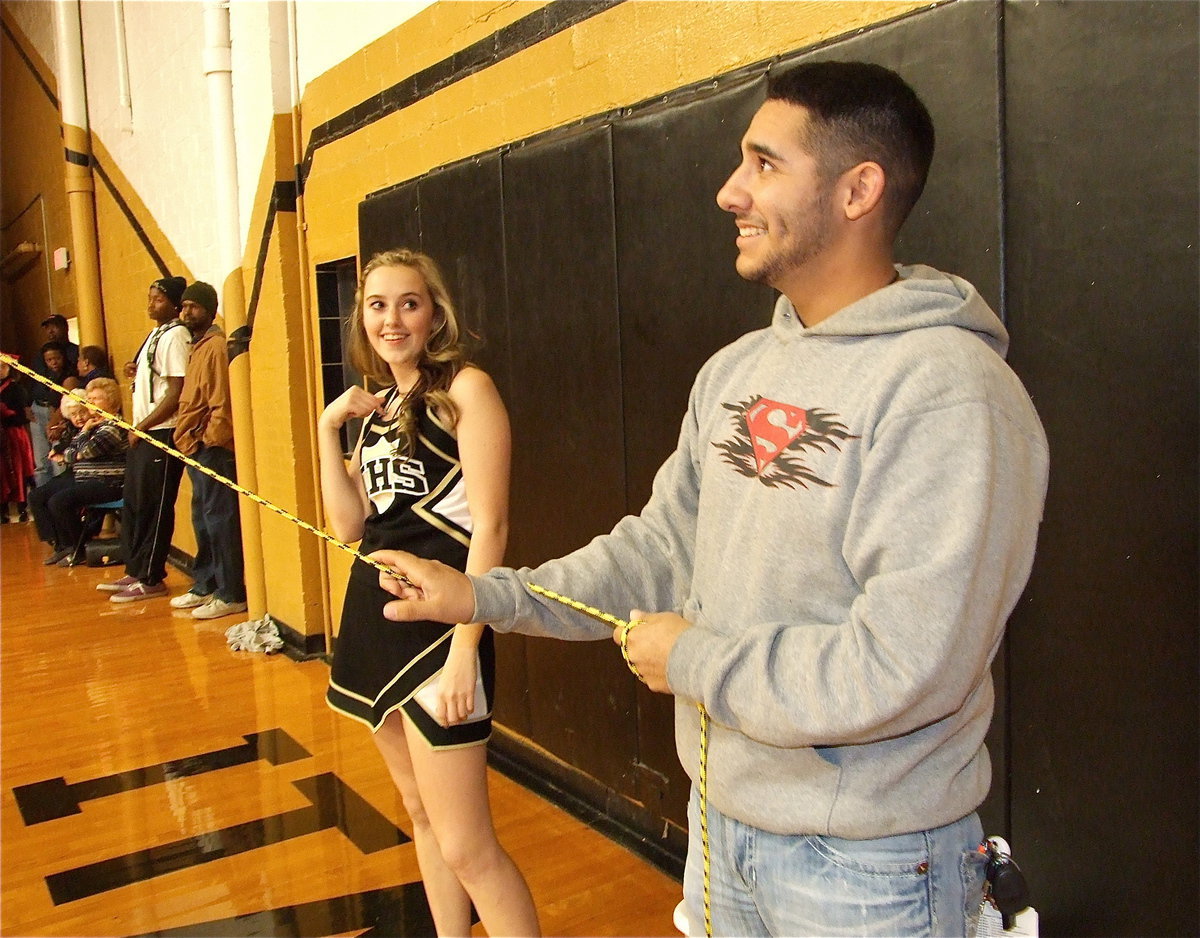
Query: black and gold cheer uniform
xmin=326 ymin=387 xmax=494 ymax=748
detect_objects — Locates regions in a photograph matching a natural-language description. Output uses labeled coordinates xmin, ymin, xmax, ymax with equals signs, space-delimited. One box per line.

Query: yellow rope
xmin=698 ymin=699 xmax=711 ymax=938
xmin=6 ymin=352 xmax=710 ymax=933
xmin=526 ymin=582 xmax=714 ymax=938
xmin=0 ymin=352 xmax=410 ymax=586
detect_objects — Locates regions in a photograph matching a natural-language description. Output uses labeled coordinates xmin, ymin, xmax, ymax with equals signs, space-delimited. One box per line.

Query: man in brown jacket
xmin=171 ymin=281 xmax=247 ymax=620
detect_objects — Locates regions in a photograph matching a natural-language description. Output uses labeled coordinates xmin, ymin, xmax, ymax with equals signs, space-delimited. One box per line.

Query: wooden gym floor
xmin=0 ymin=519 xmax=682 ymax=937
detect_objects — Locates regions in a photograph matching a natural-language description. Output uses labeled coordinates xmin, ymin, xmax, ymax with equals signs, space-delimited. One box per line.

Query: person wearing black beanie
xmin=99 ymin=276 xmax=192 ymax=602
xmin=180 ymin=281 xmax=218 ymax=322
xmin=149 ymin=275 xmax=188 ymax=310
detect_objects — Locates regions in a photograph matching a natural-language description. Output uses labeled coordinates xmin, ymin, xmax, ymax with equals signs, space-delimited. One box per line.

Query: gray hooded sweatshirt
xmin=472 ymin=264 xmax=1049 ymax=839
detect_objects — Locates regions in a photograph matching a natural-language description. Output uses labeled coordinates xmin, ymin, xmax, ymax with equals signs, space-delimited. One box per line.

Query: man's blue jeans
xmin=683 ymin=788 xmax=987 ymax=937
xmin=187 ymin=445 xmax=245 ymax=603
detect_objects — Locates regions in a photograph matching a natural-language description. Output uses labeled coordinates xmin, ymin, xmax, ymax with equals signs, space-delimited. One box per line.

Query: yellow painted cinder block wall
xmin=87 ymin=141 xmax=197 ymax=559
xmin=1 ymin=10 xmax=198 ymax=555
xmin=0 ymin=10 xmax=76 ymax=362
xmin=298 ymin=0 xmax=929 ymax=267
xmin=234 ymin=113 xmax=332 ymax=641
xmin=89 ymin=137 xmax=191 ymax=370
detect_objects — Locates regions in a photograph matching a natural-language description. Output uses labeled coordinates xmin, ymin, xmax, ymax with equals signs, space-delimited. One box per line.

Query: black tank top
xmin=356 ymin=387 xmax=472 ymax=565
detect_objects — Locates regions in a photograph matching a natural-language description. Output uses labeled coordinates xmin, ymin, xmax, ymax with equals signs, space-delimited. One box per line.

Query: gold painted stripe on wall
xmin=3 ymin=9 xmax=185 ymax=304
xmin=301 ymin=0 xmax=933 ymax=264
xmin=0 ymin=8 xmax=58 ymax=105
xmin=301 ymin=0 xmax=555 ymax=133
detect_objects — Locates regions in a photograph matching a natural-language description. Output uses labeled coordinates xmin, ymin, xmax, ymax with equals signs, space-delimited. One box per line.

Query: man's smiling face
xmin=716 ymin=100 xmax=837 ymax=292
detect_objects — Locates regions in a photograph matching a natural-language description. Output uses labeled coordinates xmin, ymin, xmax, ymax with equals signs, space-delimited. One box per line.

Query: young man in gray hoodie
xmin=370 ymin=61 xmax=1048 ymax=937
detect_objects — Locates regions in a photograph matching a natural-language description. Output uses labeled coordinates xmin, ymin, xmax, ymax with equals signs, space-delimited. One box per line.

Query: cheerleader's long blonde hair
xmin=346 ymin=248 xmax=469 ymax=456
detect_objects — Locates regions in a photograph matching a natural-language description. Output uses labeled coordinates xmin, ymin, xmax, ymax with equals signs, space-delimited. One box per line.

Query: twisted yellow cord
xmin=617 ymin=620 xmax=646 ymax=682
xmin=0 ymin=353 xmax=412 ymax=586
xmin=5 ymin=352 xmax=710 ymax=932
xmin=698 ymin=700 xmax=711 ymax=938
xmin=525 ymin=582 xmax=714 ymax=938
xmin=523 ymin=584 xmax=628 ymax=629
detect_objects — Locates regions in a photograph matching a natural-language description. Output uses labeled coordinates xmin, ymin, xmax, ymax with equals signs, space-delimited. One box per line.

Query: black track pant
xmin=29 ymin=471 xmax=123 ymax=550
xmin=120 ymin=428 xmax=184 ymax=585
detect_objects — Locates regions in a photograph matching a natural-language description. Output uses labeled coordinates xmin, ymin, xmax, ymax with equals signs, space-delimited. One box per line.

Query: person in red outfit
xmin=0 ymin=356 xmax=36 ymax=523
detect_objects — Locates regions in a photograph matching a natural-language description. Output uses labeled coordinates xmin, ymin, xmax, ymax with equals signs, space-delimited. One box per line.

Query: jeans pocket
xmin=792 ymin=832 xmax=933 ymax=935
xmin=811 ymin=830 xmax=931 ymax=877
xmin=961 ymin=845 xmax=989 ymax=936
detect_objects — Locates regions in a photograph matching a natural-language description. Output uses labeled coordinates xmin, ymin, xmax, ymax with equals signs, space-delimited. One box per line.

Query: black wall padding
xmin=359 ymin=160 xmax=535 ymax=737
xmin=1003 ymin=2 xmax=1199 ymax=934
xmin=612 ymin=77 xmax=774 ymax=512
xmin=612 ymin=76 xmax=774 ymax=824
xmin=354 ymin=1 xmax=1199 ymax=931
xmin=357 ymin=183 xmax=419 ymax=262
xmin=806 ymin=0 xmax=1005 ymax=311
xmin=500 ymin=126 xmax=640 ymax=783
xmin=416 ymin=155 xmax=512 ymax=385
xmin=422 ymin=155 xmax=533 ymax=736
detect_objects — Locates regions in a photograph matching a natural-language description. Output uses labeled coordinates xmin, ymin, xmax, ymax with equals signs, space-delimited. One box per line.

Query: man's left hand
xmin=614 ymin=609 xmax=690 ymax=694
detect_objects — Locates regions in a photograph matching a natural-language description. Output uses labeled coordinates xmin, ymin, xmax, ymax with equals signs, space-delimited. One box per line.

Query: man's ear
xmin=841 ymin=161 xmax=887 ymax=221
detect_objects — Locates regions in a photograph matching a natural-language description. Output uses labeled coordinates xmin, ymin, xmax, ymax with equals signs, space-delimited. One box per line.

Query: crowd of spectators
xmin=8 ymin=278 xmax=248 ymax=621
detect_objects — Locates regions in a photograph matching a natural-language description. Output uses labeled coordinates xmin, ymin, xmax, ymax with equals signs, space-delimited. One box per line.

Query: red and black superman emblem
xmin=713 ymin=395 xmax=856 ymax=489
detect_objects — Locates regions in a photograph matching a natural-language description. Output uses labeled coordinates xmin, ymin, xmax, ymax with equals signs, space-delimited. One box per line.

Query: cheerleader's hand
xmin=371 ymin=550 xmax=476 ymax=625
xmin=436 ymin=648 xmax=478 ymax=726
xmin=319 ymin=385 xmax=386 ymax=432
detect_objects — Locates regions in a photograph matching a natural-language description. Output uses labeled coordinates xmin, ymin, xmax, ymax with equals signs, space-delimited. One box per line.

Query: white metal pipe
xmin=287 ymin=0 xmax=301 ymax=113
xmin=203 ymin=0 xmax=241 ymax=279
xmin=113 ymin=0 xmax=133 ymax=132
xmin=54 ymin=0 xmax=88 ymax=133
xmin=202 ymin=0 xmax=266 ymax=620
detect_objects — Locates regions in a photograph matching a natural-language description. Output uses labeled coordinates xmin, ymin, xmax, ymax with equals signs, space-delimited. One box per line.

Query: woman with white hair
xmin=30 ymin=377 xmax=129 ymax=566
xmin=49 ymin=394 xmax=89 ymax=456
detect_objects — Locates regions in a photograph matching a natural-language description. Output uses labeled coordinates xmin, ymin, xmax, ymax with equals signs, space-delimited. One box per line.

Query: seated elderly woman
xmin=30 ymin=388 xmax=94 ymax=551
xmin=49 ymin=393 xmax=87 ymax=458
xmin=28 ymin=393 xmax=88 ymax=546
xmin=30 ymin=377 xmax=129 ymax=566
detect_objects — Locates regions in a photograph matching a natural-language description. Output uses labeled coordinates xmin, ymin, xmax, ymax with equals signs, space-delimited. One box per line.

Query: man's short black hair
xmin=766 ymin=60 xmax=935 ymax=235
xmin=79 ymin=345 xmax=108 ymax=369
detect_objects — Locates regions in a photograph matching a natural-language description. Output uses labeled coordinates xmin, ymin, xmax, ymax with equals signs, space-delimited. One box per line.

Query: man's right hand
xmin=372 ymin=550 xmax=476 ymax=626
xmin=123 ymin=361 xmax=136 ymax=379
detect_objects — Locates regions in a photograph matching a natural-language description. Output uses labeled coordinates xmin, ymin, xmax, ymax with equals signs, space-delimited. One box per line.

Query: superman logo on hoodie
xmin=713 ymin=395 xmax=857 ymax=489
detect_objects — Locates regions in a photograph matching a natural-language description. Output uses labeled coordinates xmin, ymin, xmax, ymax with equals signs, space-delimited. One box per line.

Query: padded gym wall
xmin=1003 ymin=1 xmax=1198 ymax=934
xmin=355 ymin=2 xmax=1197 ymax=933
xmin=360 ymin=0 xmax=1009 ymax=841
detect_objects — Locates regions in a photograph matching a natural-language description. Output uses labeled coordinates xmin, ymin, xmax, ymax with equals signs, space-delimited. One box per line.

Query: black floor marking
xmin=128 ymin=882 xmax=445 ymax=937
xmin=44 ymin=772 xmax=409 ymax=905
xmin=14 ymin=728 xmax=310 ymax=825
